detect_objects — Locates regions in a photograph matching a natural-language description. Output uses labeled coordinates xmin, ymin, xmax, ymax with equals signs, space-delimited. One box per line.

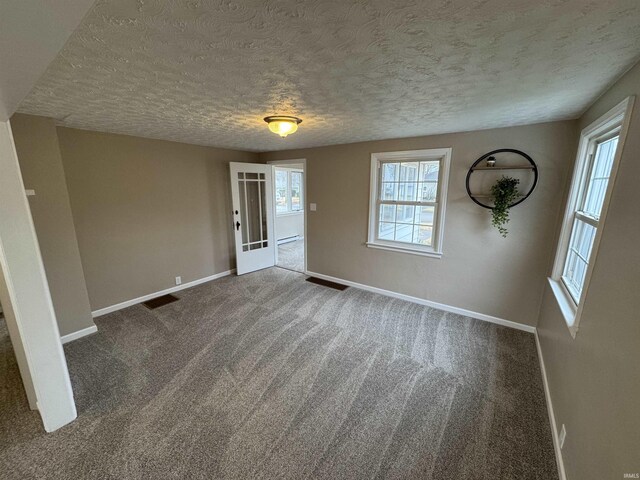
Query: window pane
xmin=398 ymin=183 xmax=417 ymax=202
xmin=562 ymin=219 xmax=596 ymax=302
xmin=413 ymin=225 xmax=433 ymax=246
xmin=382 ymin=163 xmax=399 ymax=182
xmin=275 ymin=170 xmax=288 ymax=213
xmin=396 ymin=205 xmax=414 ymax=223
xmin=373 ymin=155 xmax=444 ymax=251
xmin=418 ymin=181 xmax=438 ymax=202
xmin=394 ymin=223 xmax=414 ymax=243
xmin=239 ymin=181 xmax=248 ymax=245
xmin=291 ymin=171 xmax=303 ymax=211
xmin=378 ymin=222 xmax=395 ymax=241
xmin=419 ymin=161 xmax=439 ymax=181
xmin=379 ymin=204 xmax=396 ymax=223
xmin=245 ymin=181 xmax=261 ymax=244
xmin=260 ymin=180 xmax=267 ymax=241
xmin=414 ymin=206 xmax=435 ymax=225
xmin=582 ymin=136 xmax=618 ymax=218
xmin=381 ymin=182 xmax=398 ymax=201
xmin=399 ymin=162 xmax=419 ymax=181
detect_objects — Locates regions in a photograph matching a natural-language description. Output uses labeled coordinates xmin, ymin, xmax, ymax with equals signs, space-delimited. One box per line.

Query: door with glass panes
xmin=230 ymin=163 xmax=275 ymax=275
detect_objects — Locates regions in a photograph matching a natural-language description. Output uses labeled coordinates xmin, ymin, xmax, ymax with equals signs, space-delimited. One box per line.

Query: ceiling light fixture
xmin=264 ymin=115 xmax=302 ymax=138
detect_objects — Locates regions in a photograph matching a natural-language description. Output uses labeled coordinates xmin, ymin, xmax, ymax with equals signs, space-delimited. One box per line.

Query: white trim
xmin=0 ymin=121 xmax=77 ymax=431
xmin=368 ymin=148 xmax=451 ymax=257
xmin=92 ymin=269 xmax=235 ymax=317
xmin=305 ymin=270 xmax=535 ymax=333
xmin=550 ymin=96 xmax=634 ymax=336
xmin=535 ymin=330 xmax=568 ymax=480
xmin=267 ymin=158 xmax=307 ymax=274
xmin=266 ymin=159 xmax=306 ymax=167
xmin=276 ymin=210 xmax=304 ymax=218
xmin=277 ymin=235 xmax=302 ymax=245
xmin=60 ymin=325 xmax=97 ymax=344
xmin=365 ymin=242 xmax=442 ymax=259
xmin=547 ymin=278 xmax=578 ymax=338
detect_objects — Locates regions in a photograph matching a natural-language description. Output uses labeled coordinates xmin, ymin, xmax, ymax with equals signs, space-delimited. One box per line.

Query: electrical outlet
xmin=175 ymin=276 xmax=182 ymax=286
xmin=559 ymin=424 xmax=567 ymax=449
xmin=310 ymin=203 xmax=317 ymax=211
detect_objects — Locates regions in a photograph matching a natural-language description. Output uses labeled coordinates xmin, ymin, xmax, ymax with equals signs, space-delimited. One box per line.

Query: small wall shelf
xmin=470 ymin=194 xmax=525 ymax=199
xmin=471 ymin=165 xmax=535 ymax=171
xmin=465 ymin=149 xmax=538 ymax=210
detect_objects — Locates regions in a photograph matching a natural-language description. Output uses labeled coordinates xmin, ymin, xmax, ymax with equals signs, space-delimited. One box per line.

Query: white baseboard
xmin=92 ymin=269 xmax=236 ymax=318
xmin=305 ymin=270 xmax=536 ymax=333
xmin=277 ymin=235 xmax=302 ymax=245
xmin=61 ymin=325 xmax=98 ymax=344
xmin=535 ymin=331 xmax=567 ymax=480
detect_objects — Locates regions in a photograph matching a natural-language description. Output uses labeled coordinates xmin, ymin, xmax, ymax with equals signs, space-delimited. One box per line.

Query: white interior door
xmin=230 ymin=162 xmax=275 ymax=275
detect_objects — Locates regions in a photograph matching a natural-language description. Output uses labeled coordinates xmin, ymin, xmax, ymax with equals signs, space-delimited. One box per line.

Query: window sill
xmin=276 ymin=211 xmax=304 ymax=217
xmin=366 ymin=242 xmax=442 ymax=259
xmin=548 ymin=278 xmax=579 ymax=338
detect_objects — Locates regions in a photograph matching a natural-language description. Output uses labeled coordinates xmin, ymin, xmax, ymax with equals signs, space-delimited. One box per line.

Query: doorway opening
xmin=270 ymin=160 xmax=306 ymax=274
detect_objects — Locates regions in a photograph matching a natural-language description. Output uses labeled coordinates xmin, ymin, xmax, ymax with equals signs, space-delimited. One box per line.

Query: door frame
xmin=267 ymin=158 xmax=307 ymax=274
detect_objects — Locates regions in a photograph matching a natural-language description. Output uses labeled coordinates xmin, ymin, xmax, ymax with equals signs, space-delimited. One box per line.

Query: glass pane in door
xmin=260 ymin=180 xmax=268 ymax=244
xmin=238 ymin=175 xmax=268 ymax=252
xmin=239 ymin=181 xmax=248 ymax=248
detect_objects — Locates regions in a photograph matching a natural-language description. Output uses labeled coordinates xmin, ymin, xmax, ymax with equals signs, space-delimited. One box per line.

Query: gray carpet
xmin=0 ymin=268 xmax=557 ymax=479
xmin=277 ymin=239 xmax=305 ymax=272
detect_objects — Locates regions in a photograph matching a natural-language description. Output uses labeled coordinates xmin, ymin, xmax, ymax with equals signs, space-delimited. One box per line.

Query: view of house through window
xmin=275 ymin=167 xmax=303 ymax=214
xmin=378 ymin=161 xmax=439 ymax=246
xmin=368 ymin=148 xmax=451 ymax=257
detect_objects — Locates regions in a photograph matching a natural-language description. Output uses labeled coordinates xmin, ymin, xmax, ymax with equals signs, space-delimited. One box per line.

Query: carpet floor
xmin=277 ymin=239 xmax=304 ymax=273
xmin=1 ymin=268 xmax=557 ymax=479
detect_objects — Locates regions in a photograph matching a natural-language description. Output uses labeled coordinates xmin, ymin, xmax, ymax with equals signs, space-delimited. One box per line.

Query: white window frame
xmin=367 ymin=148 xmax=451 ymax=258
xmin=274 ymin=166 xmax=304 ymax=216
xmin=549 ymin=96 xmax=634 ymax=338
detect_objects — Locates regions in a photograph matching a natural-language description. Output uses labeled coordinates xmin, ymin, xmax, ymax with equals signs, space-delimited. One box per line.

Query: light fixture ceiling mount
xmin=264 ymin=115 xmax=302 ymax=138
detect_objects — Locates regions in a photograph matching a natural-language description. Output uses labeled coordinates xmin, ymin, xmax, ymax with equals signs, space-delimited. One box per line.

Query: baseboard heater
xmin=277 ymin=235 xmax=301 ymax=245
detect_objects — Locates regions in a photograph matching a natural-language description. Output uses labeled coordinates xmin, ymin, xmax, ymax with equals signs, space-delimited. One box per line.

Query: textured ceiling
xmin=18 ymin=0 xmax=640 ymax=152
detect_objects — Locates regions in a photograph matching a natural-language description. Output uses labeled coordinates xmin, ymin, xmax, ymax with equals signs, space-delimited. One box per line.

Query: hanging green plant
xmin=490 ymin=176 xmax=520 ymax=237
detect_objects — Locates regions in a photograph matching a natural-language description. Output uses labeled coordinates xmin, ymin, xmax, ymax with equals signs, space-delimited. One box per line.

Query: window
xmin=367 ymin=148 xmax=451 ymax=257
xmin=550 ymin=97 xmax=634 ymax=335
xmin=274 ymin=167 xmax=303 ymax=215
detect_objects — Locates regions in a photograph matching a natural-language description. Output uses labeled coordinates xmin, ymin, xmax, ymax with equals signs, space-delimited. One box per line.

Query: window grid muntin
xmin=579 ymin=135 xmax=618 ymax=220
xmin=275 ymin=167 xmax=304 ymax=215
xmin=560 ymin=130 xmax=620 ymax=305
xmin=561 ymin=217 xmax=597 ymax=303
xmin=238 ymin=176 xmax=269 ymax=252
xmin=375 ymin=159 xmax=442 ymax=249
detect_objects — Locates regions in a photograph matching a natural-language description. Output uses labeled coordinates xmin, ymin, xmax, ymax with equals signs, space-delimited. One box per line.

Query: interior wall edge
xmin=535 ymin=330 xmax=568 ymax=480
xmin=55 ymin=126 xmax=258 ymax=311
xmin=10 ymin=113 xmax=96 ymax=337
xmin=535 ymin=61 xmax=640 ymax=479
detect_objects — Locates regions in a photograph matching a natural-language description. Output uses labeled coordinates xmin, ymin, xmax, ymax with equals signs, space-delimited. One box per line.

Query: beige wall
xmin=537 ymin=62 xmax=640 ymax=479
xmin=56 ymin=127 xmax=257 ymax=311
xmin=11 ymin=114 xmax=94 ymax=336
xmin=261 ymin=120 xmax=578 ymax=326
